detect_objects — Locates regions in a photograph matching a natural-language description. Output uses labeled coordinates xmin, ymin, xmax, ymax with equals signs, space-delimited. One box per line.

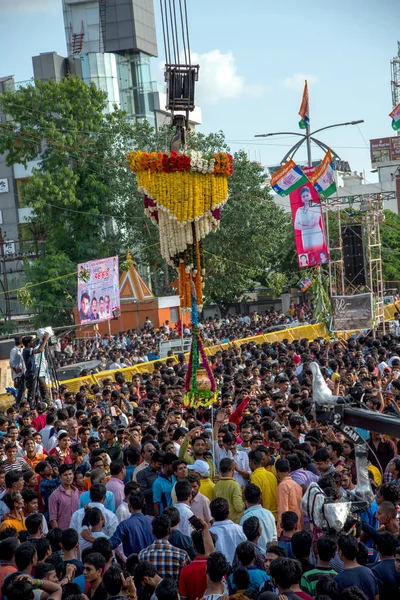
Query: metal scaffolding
xmin=323 ymin=192 xmax=391 ymax=333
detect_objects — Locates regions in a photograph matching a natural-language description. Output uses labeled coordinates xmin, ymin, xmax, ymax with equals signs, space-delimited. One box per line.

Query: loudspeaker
xmin=112 ymin=308 xmax=121 ymax=319
xmin=341 ymin=225 xmax=366 ymax=287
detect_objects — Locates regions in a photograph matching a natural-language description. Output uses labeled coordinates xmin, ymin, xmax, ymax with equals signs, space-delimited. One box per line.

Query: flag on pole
xmin=309 ymin=149 xmax=337 ymax=198
xmin=270 ymin=159 xmax=309 ymax=197
xmin=389 ymin=102 xmax=400 ymax=131
xmin=298 ymin=80 xmax=310 ymax=130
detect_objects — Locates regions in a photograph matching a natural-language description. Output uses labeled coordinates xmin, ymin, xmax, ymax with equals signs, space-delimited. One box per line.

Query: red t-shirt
xmin=32 ymin=414 xmax=47 ymax=432
xmin=296 ymin=591 xmax=313 ymax=600
xmin=0 ymin=563 xmax=17 ymax=591
xmin=178 ymin=556 xmax=208 ymax=600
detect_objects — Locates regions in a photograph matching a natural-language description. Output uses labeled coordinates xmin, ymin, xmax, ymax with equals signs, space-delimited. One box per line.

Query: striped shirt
xmin=301 ymin=566 xmax=337 ymax=597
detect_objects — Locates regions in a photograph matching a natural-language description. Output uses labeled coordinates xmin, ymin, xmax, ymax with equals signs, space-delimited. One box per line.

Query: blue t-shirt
xmin=372 ymin=558 xmax=400 ymax=600
xmin=335 ymin=566 xmax=378 ymax=600
xmin=124 ymin=465 xmax=136 ymax=483
xmin=79 ymin=490 xmax=115 ymax=512
xmin=152 ymin=473 xmax=176 ymax=512
xmin=73 ymin=573 xmax=86 ymax=593
xmin=228 ymin=566 xmax=269 ymax=594
xmin=278 ymin=536 xmax=295 ymax=558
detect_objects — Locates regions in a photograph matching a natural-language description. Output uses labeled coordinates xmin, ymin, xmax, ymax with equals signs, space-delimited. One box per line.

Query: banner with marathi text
xmin=331 ymin=293 xmax=373 ymax=332
xmin=289 ymin=167 xmax=329 ymax=268
xmin=77 ymin=256 xmax=120 ymax=324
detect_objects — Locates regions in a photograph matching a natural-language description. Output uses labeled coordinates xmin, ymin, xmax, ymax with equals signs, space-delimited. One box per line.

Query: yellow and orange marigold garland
xmin=128 ymin=149 xmax=232 ymax=313
xmin=129 ymin=150 xmax=231 ymax=408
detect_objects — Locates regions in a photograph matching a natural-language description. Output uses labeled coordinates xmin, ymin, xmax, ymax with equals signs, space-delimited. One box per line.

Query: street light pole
xmin=255 ymin=120 xmax=364 ymax=166
xmin=306 ymin=123 xmax=312 ymax=167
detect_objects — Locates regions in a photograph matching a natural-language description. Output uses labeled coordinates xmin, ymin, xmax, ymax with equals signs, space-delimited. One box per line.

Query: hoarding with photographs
xmin=330 ymin=293 xmax=373 ymax=332
xmin=370 ymin=137 xmax=400 ymax=164
xmin=77 ymin=256 xmax=120 ymax=324
xmin=289 ymin=167 xmax=329 ymax=269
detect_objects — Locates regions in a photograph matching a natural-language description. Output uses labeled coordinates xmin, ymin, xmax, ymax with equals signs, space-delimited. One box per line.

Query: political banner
xmin=289 ymin=168 xmax=329 ymax=269
xmin=270 ymin=159 xmax=309 ymax=197
xmin=309 ymin=149 xmax=337 ymax=198
xmin=77 ymin=256 xmax=120 ymax=324
xmin=298 ymin=277 xmax=313 ymax=292
xmin=330 ymin=293 xmax=373 ymax=332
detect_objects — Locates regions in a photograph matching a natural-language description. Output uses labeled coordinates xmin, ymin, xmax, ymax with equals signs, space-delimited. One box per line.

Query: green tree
xmin=380 ymin=210 xmax=400 ymax=284
xmin=0 ymin=76 xmax=142 ymax=325
xmin=0 ymin=78 xmax=296 ymax=323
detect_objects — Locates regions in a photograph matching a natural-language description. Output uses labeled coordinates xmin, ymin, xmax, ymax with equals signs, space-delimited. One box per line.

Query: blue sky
xmin=1 ymin=0 xmax=399 ymax=179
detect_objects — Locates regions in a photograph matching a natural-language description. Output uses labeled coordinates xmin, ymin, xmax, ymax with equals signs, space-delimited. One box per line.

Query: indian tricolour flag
xmin=390 ymin=102 xmax=400 ymax=131
xmin=270 ymin=159 xmax=309 ymax=197
xmin=298 ymin=80 xmax=310 ymax=130
xmin=309 ymin=149 xmax=337 ymax=198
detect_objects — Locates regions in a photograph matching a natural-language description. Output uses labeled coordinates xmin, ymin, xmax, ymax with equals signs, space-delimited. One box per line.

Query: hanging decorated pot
xmin=196 ymin=366 xmax=212 ymax=391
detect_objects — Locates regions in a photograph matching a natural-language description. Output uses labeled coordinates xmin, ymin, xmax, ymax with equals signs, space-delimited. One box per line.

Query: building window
xmin=170 ymin=307 xmax=179 ymax=322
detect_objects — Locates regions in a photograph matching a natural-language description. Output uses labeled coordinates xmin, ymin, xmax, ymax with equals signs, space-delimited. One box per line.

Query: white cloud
xmin=284 ymin=73 xmax=319 ymax=92
xmin=190 ymin=50 xmax=267 ymax=105
xmin=2 ymin=0 xmax=59 ymax=13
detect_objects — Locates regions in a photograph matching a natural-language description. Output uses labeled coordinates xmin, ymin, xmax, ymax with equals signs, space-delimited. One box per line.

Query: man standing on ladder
xmin=9 ymin=336 xmax=26 ymax=405
xmin=22 ymin=332 xmax=49 ymax=405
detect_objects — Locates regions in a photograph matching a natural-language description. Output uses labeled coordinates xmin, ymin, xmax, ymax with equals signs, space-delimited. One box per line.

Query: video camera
xmin=36 ymin=327 xmax=57 ymax=346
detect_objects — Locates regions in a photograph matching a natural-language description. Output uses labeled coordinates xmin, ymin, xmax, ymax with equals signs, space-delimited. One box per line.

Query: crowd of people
xmin=46 ymin=304 xmax=315 ymax=371
xmin=2 ymin=328 xmax=400 ymax=600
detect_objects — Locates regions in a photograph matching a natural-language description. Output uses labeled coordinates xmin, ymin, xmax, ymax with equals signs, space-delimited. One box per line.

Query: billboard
xmin=370 ymin=136 xmax=400 ymax=164
xmin=289 ymin=167 xmax=329 ymax=269
xmin=330 ymin=293 xmax=373 ymax=332
xmin=77 ymin=256 xmax=120 ymax=324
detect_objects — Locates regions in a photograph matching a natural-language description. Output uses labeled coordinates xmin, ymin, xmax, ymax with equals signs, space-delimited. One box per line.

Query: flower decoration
xmin=129 ymin=148 xmax=233 ymax=408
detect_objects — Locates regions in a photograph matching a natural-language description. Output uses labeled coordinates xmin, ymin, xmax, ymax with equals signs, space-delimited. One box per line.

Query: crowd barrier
xmin=0 ymin=302 xmax=398 ymax=398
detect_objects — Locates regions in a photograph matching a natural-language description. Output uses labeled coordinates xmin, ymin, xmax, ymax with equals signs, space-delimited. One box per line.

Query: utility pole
xmin=0 ymin=230 xmax=11 ymax=320
xmin=306 ymin=123 xmax=312 ymax=167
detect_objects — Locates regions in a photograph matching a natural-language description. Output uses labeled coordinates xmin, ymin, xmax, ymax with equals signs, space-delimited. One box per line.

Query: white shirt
xmin=116 ymin=501 xmax=130 ymax=523
xmin=175 ymin=502 xmax=194 ymax=537
xmin=39 ymin=424 xmax=54 ymax=450
xmin=210 ymin=520 xmax=247 ymax=565
xmin=79 ymin=530 xmax=109 ymax=554
xmin=239 ymin=504 xmax=277 ymax=553
xmin=213 ymin=444 xmax=250 ymax=487
xmin=47 ymin=434 xmax=59 ymax=452
xmin=69 ymin=501 xmax=118 ymax=537
xmin=132 ymin=460 xmax=149 ymax=482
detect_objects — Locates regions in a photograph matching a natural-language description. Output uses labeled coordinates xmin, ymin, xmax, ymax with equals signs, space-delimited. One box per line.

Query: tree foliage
xmin=0 ymin=77 xmax=297 ymax=324
xmin=380 ymin=210 xmax=400 ymax=284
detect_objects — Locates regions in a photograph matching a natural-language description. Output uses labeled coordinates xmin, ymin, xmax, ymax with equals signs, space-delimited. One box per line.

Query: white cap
xmin=187 ymin=459 xmax=210 ymax=477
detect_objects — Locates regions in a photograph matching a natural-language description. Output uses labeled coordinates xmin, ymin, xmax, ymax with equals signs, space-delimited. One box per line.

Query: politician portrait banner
xmin=289 ymin=167 xmax=329 ymax=269
xmin=77 ymin=256 xmax=120 ymax=324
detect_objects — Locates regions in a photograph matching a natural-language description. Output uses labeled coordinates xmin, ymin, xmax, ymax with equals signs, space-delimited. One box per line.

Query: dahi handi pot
xmin=196 ymin=366 xmax=212 ymax=391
